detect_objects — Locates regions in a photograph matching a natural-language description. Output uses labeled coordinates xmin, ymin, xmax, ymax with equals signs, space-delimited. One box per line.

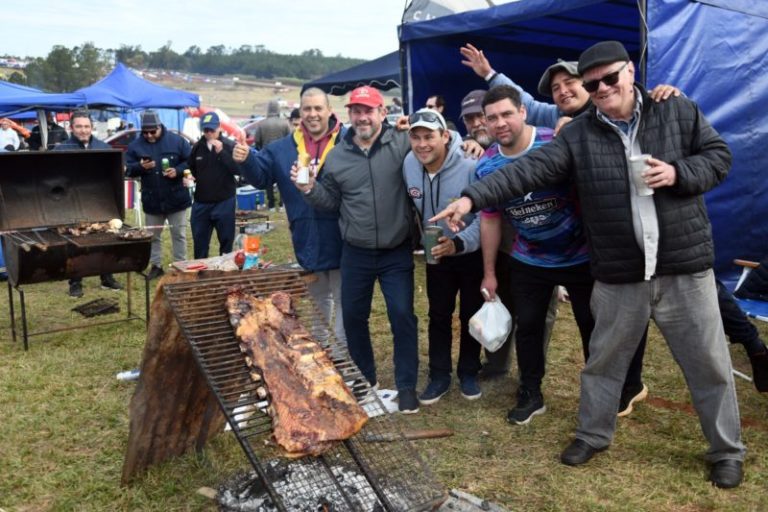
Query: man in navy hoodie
xmin=126 ymin=110 xmax=191 ymax=279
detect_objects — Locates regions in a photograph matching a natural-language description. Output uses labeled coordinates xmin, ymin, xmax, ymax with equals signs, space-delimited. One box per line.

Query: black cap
xmin=460 ymin=89 xmax=486 ymax=118
xmin=140 ymin=110 xmax=161 ymax=129
xmin=289 ymin=108 xmax=300 ymax=120
xmin=578 ymin=41 xmax=630 ymax=75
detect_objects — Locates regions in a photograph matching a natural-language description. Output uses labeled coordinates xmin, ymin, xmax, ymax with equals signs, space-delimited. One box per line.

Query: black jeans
xmin=425 ymin=250 xmax=484 ymax=380
xmin=509 ymin=259 xmax=646 ymax=392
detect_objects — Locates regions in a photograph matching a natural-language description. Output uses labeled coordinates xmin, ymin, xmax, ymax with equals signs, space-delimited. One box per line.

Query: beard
xmin=472 ymin=131 xmax=493 ymax=149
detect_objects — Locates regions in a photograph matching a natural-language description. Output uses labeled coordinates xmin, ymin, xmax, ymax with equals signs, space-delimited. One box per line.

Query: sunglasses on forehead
xmin=582 ymin=61 xmax=629 ymax=93
xmin=408 ymin=111 xmax=446 ymax=129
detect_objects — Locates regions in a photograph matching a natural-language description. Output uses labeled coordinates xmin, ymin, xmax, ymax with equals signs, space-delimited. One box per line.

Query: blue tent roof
xmin=399 ymin=0 xmax=768 ymax=274
xmin=74 ymin=63 xmax=200 ymax=108
xmin=302 ymin=51 xmax=400 ymax=95
xmin=0 ymin=79 xmax=86 ymax=115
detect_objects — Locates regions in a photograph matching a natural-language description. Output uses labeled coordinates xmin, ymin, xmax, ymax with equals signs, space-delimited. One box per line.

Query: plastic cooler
xmin=0 ymin=243 xmax=5 ymax=279
xmin=236 ymin=186 xmax=266 ymax=210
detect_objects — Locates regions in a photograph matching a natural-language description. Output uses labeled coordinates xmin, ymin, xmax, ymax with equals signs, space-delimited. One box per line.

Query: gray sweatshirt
xmin=403 ymin=134 xmax=480 ymax=254
xmin=304 ymin=125 xmax=413 ymax=249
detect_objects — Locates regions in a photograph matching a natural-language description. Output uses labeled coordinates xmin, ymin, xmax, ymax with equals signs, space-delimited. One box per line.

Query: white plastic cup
xmin=296 ymin=166 xmax=310 ymax=185
xmin=628 ymin=154 xmax=654 ymax=196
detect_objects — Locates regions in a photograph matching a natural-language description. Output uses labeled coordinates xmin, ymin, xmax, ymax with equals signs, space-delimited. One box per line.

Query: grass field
xmin=0 ymin=209 xmax=767 ymax=511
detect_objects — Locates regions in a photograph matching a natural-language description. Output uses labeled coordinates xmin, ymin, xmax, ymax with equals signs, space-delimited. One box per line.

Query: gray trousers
xmin=145 ymin=209 xmax=188 ymax=267
xmin=576 ymin=270 xmax=745 ymax=462
xmin=307 ymin=269 xmax=346 ymax=346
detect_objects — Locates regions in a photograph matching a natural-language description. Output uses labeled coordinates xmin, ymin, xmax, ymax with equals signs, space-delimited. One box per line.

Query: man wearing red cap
xmin=293 ymin=86 xmax=421 ymax=414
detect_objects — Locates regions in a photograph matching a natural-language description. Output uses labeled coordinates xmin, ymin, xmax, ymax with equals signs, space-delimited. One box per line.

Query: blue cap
xmin=200 ymin=112 xmax=220 ymax=130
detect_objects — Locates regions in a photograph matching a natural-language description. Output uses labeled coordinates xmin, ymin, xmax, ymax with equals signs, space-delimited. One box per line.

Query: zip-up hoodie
xmin=304 ymin=124 xmax=412 ymax=250
xmin=403 ymin=133 xmax=480 ymax=254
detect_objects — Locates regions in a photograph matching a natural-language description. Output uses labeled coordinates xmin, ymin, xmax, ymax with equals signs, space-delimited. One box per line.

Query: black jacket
xmin=188 ymin=135 xmax=239 ymax=203
xmin=463 ymin=85 xmax=731 ymax=283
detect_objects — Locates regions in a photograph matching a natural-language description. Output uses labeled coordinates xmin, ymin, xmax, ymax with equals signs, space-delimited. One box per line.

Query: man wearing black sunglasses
xmin=126 ymin=110 xmax=192 ymax=279
xmin=434 ymin=40 xmax=744 ymax=488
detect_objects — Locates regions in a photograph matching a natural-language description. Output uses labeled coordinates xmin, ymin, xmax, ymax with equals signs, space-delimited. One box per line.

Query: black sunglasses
xmin=141 ymin=128 xmax=158 ymax=135
xmin=408 ymin=110 xmax=446 ymax=129
xmin=582 ymin=62 xmax=629 ymax=93
xmin=202 ymin=127 xmax=217 ymax=133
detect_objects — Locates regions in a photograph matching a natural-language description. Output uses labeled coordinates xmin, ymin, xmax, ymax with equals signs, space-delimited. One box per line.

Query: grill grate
xmin=163 ymin=269 xmax=445 ymax=512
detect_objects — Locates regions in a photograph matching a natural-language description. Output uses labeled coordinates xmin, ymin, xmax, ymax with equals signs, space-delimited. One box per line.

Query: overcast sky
xmin=2 ymin=1 xmax=408 ymax=60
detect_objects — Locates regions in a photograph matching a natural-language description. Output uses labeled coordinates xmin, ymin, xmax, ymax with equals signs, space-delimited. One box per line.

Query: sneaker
xmin=617 ymin=383 xmax=648 ymax=417
xmin=418 ymin=378 xmax=451 ymax=405
xmin=100 ymin=275 xmax=123 ymax=291
xmin=398 ymin=389 xmax=420 ymax=414
xmin=146 ymin=265 xmax=165 ymax=280
xmin=507 ymin=387 xmax=546 ymax=425
xmin=459 ymin=375 xmax=482 ymax=400
xmin=68 ymin=281 xmax=84 ymax=298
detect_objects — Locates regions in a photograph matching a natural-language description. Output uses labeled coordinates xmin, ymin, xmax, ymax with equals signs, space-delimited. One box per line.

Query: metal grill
xmin=163 ymin=269 xmax=446 ymax=512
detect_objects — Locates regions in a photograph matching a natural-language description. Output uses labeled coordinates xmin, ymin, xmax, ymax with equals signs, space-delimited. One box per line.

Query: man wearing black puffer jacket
xmin=126 ymin=110 xmax=192 ymax=279
xmin=433 ymin=41 xmax=745 ymax=489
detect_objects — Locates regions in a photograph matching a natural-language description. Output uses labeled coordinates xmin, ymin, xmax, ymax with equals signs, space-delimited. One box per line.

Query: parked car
xmin=105 ymin=128 xmax=196 ymax=151
xmin=240 ymin=117 xmax=264 ymax=147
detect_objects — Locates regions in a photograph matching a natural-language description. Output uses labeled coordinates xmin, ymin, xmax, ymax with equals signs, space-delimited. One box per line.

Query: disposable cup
xmin=629 ymin=154 xmax=654 ymax=196
xmin=423 ymin=226 xmax=443 ymax=265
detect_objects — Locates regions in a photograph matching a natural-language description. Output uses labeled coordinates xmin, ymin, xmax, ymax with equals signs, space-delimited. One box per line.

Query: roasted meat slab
xmin=226 ymin=288 xmax=368 ymax=456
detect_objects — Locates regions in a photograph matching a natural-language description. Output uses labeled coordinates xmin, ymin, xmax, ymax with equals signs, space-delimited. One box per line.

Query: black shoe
xmin=146 ymin=265 xmax=165 ymax=280
xmin=398 ymin=389 xmax=420 ymax=414
xmin=748 ymin=349 xmax=768 ymax=392
xmin=68 ymin=281 xmax=84 ymax=298
xmin=507 ymin=387 xmax=546 ymax=425
xmin=617 ymin=383 xmax=648 ymax=417
xmin=560 ymin=439 xmax=607 ymax=466
xmin=100 ymin=274 xmax=123 ymax=291
xmin=709 ymin=459 xmax=743 ymax=489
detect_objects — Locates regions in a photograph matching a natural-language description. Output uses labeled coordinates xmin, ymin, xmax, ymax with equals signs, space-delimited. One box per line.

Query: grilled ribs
xmin=226 ymin=288 xmax=368 ymax=456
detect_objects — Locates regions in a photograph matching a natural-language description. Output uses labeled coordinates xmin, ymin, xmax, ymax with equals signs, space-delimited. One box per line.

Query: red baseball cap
xmin=345 ymin=86 xmax=384 ymax=108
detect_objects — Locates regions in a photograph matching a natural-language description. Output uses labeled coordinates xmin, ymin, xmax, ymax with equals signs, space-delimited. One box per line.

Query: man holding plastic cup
xmin=403 ymin=108 xmax=484 ymax=404
xmin=432 ymin=41 xmax=744 ymax=489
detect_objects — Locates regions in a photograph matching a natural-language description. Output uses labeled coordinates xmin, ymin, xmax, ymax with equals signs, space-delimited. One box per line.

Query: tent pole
xmin=639 ymin=0 xmax=648 ymax=86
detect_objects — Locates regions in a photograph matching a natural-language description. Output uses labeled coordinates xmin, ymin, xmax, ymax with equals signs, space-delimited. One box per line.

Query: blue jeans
xmin=190 ymin=196 xmax=236 ymax=259
xmin=340 ymin=242 xmax=418 ymax=391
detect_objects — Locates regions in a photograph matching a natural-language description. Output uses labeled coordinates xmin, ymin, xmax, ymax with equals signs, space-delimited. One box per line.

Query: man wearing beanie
xmin=433 ymin=40 xmax=745 ymax=488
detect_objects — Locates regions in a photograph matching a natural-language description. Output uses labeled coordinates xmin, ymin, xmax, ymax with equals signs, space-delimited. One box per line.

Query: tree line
xmin=14 ymin=42 xmax=366 ymax=92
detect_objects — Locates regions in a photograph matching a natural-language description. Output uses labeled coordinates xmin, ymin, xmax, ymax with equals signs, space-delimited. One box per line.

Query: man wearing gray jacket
xmin=294 ymin=86 xmax=421 ymax=414
xmin=404 ymin=108 xmax=484 ymax=405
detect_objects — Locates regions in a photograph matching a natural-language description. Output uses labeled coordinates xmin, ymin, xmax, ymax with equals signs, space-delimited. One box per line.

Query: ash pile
xmin=217 ymin=459 xmax=411 ymax=512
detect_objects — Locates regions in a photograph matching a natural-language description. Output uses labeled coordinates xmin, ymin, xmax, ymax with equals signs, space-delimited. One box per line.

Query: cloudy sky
xmin=2 ymin=1 xmax=409 ymax=60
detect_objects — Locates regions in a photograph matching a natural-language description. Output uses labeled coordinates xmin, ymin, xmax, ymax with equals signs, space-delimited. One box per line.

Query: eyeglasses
xmin=425 ymin=104 xmax=437 ymax=109
xmin=408 ymin=111 xmax=446 ymax=129
xmin=582 ymin=62 xmax=629 ymax=93
xmin=141 ymin=128 xmax=158 ymax=136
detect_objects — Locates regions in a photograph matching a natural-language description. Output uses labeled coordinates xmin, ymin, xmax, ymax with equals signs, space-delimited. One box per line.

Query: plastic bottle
xmin=116 ymin=369 xmax=140 ymax=381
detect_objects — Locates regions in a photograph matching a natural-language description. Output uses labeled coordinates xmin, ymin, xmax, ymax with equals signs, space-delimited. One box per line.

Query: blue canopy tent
xmin=0 ymin=79 xmax=86 ymax=116
xmin=302 ymin=51 xmax=401 ymax=95
xmin=74 ymin=63 xmax=200 ymax=130
xmin=399 ymin=0 xmax=768 ymax=274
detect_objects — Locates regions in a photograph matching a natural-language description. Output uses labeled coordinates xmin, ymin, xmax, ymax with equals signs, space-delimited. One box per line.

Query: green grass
xmin=1 ymin=209 xmax=767 ymax=511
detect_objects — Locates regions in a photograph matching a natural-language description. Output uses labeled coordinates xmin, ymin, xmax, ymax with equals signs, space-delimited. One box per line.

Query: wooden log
xmin=121 ymin=271 xmax=227 ymax=485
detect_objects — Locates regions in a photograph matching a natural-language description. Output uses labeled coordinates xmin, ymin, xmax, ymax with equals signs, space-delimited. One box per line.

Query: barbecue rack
xmin=163 ymin=269 xmax=446 ymax=512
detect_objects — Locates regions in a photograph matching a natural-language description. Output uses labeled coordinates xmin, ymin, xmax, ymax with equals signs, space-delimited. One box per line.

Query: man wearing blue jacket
xmin=55 ymin=110 xmax=122 ymax=297
xmin=233 ymin=87 xmax=346 ymax=345
xmin=403 ymin=109 xmax=484 ymax=404
xmin=126 ymin=111 xmax=192 ymax=279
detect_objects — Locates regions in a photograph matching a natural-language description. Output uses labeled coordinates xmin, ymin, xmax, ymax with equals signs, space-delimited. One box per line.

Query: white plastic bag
xmin=468 ymin=288 xmax=512 ymax=352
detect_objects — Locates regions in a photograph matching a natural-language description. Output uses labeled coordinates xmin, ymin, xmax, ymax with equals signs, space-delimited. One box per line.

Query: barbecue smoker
xmin=0 ymin=151 xmax=151 ymax=349
xmin=163 ymin=270 xmax=447 ymax=511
